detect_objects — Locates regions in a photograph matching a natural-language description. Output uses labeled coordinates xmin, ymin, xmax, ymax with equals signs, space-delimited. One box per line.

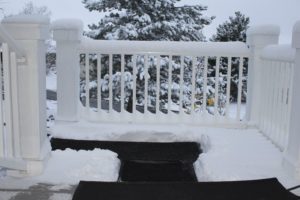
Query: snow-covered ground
xmin=1 ymin=121 xmax=299 ymax=199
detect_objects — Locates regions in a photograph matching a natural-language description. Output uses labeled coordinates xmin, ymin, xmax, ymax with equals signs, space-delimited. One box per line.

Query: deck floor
xmin=0 ymin=122 xmax=299 ymax=199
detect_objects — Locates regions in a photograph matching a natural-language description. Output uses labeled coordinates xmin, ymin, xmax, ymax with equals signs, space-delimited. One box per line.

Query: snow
xmin=51 ymin=19 xmax=83 ymax=31
xmin=261 ymin=44 xmax=296 ymax=62
xmin=31 ymin=149 xmax=120 ymax=184
xmin=247 ymin=25 xmax=280 ymax=36
xmin=46 ymin=71 xmax=57 ymax=92
xmin=49 ymin=120 xmax=299 ymax=191
xmin=0 ymin=148 xmax=120 ymax=186
xmin=79 ymin=37 xmax=250 ymax=57
xmin=2 ymin=14 xmax=50 ymax=24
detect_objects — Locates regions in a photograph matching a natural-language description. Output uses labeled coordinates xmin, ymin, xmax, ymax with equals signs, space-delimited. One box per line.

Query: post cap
xmin=1 ymin=14 xmax=50 ymax=40
xmin=51 ymin=19 xmax=83 ymax=42
xmin=292 ymin=21 xmax=300 ymax=49
xmin=247 ymin=25 xmax=280 ymax=47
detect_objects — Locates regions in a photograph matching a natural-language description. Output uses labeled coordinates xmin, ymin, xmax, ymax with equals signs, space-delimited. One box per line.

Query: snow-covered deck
xmin=0 ymin=122 xmax=299 ymax=199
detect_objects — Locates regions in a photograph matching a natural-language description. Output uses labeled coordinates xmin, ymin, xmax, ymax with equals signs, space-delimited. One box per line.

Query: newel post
xmin=2 ymin=15 xmax=50 ymax=175
xmin=51 ymin=19 xmax=83 ymax=122
xmin=246 ymin=25 xmax=280 ymax=124
xmin=283 ymin=21 xmax=300 ymax=178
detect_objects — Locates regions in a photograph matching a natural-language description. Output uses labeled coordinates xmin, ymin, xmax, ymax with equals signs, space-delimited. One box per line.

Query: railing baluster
xmin=214 ymin=57 xmax=220 ymax=116
xmin=237 ymin=57 xmax=243 ymax=121
xmin=2 ymin=43 xmax=13 ymax=158
xmin=203 ymin=56 xmax=208 ymax=115
xmin=109 ymin=54 xmax=113 ymax=113
xmin=168 ymin=55 xmax=172 ymax=114
xmin=97 ymin=54 xmax=102 ymax=113
xmin=284 ymin=62 xmax=294 ymax=149
xmin=261 ymin=60 xmax=268 ymax=133
xmin=226 ymin=57 xmax=232 ymax=118
xmin=0 ymin=52 xmax=3 ymax=158
xmin=144 ymin=55 xmax=149 ymax=114
xmin=272 ymin=62 xmax=281 ymax=148
xmin=156 ymin=56 xmax=161 ymax=114
xmin=277 ymin=62 xmax=286 ymax=149
xmin=179 ymin=56 xmax=184 ymax=115
xmin=10 ymin=52 xmax=21 ymax=158
xmin=278 ymin=62 xmax=287 ymax=148
xmin=191 ymin=56 xmax=196 ymax=116
xmin=132 ymin=55 xmax=137 ymax=114
xmin=266 ymin=61 xmax=275 ymax=137
xmin=85 ymin=53 xmax=90 ymax=112
xmin=121 ymin=54 xmax=125 ymax=113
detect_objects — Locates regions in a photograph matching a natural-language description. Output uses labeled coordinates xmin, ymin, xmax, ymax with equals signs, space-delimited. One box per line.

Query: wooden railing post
xmin=2 ymin=15 xmax=50 ymax=175
xmin=246 ymin=25 xmax=280 ymax=124
xmin=283 ymin=21 xmax=300 ymax=178
xmin=51 ymin=19 xmax=83 ymax=122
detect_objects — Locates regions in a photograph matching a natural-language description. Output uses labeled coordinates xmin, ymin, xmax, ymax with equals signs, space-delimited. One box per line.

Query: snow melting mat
xmin=50 ymin=138 xmax=201 ymax=162
xmin=72 ymin=178 xmax=299 ymax=200
xmin=119 ymin=160 xmax=197 ymax=182
xmin=51 ymin=138 xmax=201 ymax=182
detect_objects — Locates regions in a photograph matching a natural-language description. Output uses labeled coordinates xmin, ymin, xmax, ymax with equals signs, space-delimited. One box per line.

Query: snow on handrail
xmin=79 ymin=37 xmax=250 ymax=57
xmin=261 ymin=44 xmax=296 ymax=62
xmin=0 ymin=25 xmax=25 ymax=57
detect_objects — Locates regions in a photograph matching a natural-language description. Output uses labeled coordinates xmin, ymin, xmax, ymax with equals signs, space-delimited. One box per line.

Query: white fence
xmin=78 ymin=39 xmax=249 ymax=125
xmin=259 ymin=45 xmax=295 ymax=150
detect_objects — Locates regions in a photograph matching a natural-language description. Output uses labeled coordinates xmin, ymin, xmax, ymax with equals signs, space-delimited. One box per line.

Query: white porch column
xmin=2 ymin=15 xmax=50 ymax=175
xmin=51 ymin=19 xmax=83 ymax=122
xmin=246 ymin=25 xmax=280 ymax=124
xmin=283 ymin=21 xmax=300 ymax=178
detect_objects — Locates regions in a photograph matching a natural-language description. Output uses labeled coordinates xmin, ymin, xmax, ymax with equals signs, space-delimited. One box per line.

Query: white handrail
xmin=79 ymin=37 xmax=250 ymax=57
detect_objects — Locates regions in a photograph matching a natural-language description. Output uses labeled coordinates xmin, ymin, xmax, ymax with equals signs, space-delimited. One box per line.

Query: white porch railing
xmin=0 ymin=26 xmax=25 ymax=168
xmin=259 ymin=45 xmax=295 ymax=150
xmin=52 ymin=19 xmax=300 ymax=178
xmin=78 ymin=39 xmax=249 ymax=125
xmin=0 ymin=15 xmax=50 ymax=176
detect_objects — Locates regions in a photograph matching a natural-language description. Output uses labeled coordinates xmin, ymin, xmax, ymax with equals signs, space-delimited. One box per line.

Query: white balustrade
xmin=77 ymin=37 xmax=250 ymax=125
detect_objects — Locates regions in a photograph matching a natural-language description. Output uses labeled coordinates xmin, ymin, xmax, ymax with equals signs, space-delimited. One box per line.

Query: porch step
xmin=72 ymin=178 xmax=299 ymax=200
xmin=50 ymin=138 xmax=201 ymax=162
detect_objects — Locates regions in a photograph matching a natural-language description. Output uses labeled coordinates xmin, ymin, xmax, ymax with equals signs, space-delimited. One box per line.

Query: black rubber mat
xmin=119 ymin=160 xmax=197 ymax=182
xmin=51 ymin=138 xmax=201 ymax=162
xmin=72 ymin=178 xmax=299 ymax=200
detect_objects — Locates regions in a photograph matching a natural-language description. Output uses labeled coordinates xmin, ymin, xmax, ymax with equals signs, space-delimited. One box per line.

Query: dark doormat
xmin=72 ymin=178 xmax=299 ymax=200
xmin=51 ymin=138 xmax=201 ymax=162
xmin=119 ymin=160 xmax=198 ymax=182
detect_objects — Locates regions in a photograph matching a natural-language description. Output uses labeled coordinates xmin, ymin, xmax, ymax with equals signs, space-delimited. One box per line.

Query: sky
xmin=1 ymin=0 xmax=300 ymax=43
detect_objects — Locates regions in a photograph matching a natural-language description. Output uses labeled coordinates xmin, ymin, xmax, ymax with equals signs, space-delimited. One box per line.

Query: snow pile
xmin=194 ymin=129 xmax=296 ymax=187
xmin=33 ymin=149 xmax=120 ymax=184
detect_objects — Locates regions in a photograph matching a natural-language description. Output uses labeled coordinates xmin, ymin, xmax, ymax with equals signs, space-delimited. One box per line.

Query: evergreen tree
xmin=82 ymin=0 xmax=215 ymax=113
xmin=211 ymin=11 xmax=249 ymax=42
xmin=211 ymin=12 xmax=250 ymax=102
xmin=18 ymin=1 xmax=51 ymax=17
xmin=82 ymin=0 xmax=214 ymax=41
